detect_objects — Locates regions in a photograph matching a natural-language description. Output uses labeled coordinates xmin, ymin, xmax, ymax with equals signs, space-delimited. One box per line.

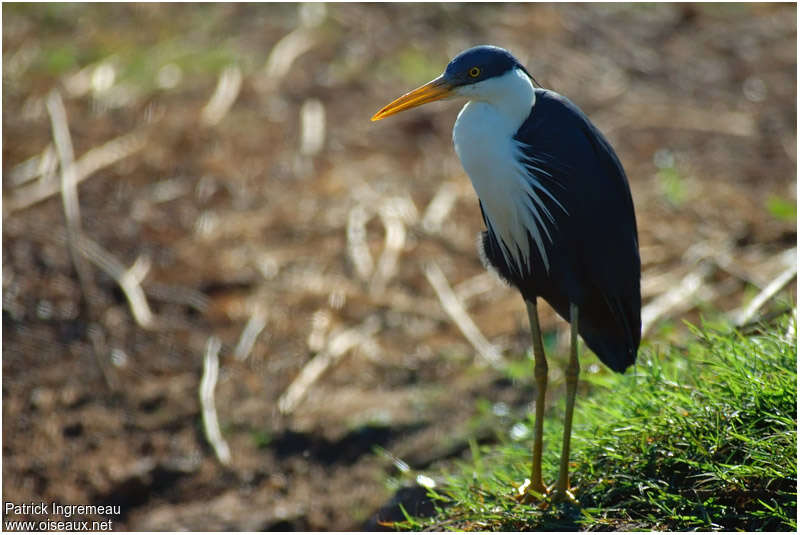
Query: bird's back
xmin=478 ymin=88 xmax=641 ymax=372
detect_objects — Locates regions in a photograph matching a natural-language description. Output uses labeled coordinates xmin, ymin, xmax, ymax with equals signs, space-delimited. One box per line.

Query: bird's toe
xmin=550 ymin=486 xmax=579 ymax=507
xmin=513 ymin=478 xmax=549 ymax=507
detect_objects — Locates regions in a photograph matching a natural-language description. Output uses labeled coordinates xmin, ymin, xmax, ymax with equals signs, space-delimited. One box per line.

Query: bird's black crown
xmin=444 ymin=45 xmax=524 ymax=86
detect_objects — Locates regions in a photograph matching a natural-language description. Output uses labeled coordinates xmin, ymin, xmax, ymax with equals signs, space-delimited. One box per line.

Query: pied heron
xmin=372 ymin=45 xmax=641 ymax=503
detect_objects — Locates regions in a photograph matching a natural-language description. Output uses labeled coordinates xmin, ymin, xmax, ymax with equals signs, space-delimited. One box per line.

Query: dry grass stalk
xmin=299 ymin=98 xmax=326 ymax=156
xmin=641 ymin=261 xmax=713 ymax=336
xmin=307 ymin=309 xmax=332 ymax=353
xmin=707 ymin=247 xmax=769 ymax=290
xmin=234 ymin=305 xmax=268 ymax=362
xmin=423 ymin=261 xmax=503 ymax=369
xmin=199 ymin=336 xmax=231 ymax=465
xmin=75 ymin=129 xmax=147 ymax=182
xmin=257 ymin=38 xmax=311 ymax=91
xmin=346 ymin=205 xmax=375 ymax=281
xmin=143 ymin=281 xmax=209 ymax=313
xmin=370 ymin=197 xmax=418 ymax=295
xmin=201 ymin=65 xmax=243 ymax=126
xmin=8 ymin=144 xmax=57 ymax=187
xmin=421 ymin=182 xmax=459 ymax=234
xmin=256 ymin=4 xmax=325 ymax=90
xmin=370 ymin=213 xmax=405 ymax=295
xmin=86 ymin=323 xmax=119 ymax=391
xmin=454 ymin=272 xmax=500 ymax=304
xmin=734 ymin=260 xmax=797 ymax=327
xmin=77 ymin=236 xmax=154 ymax=329
xmin=46 ymin=89 xmax=95 ymax=305
xmin=278 ymin=316 xmax=381 ymax=414
xmin=5 ymin=129 xmax=147 ymax=216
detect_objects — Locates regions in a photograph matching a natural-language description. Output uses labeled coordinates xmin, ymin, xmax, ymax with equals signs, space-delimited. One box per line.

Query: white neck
xmin=452 ymin=67 xmax=535 ymax=131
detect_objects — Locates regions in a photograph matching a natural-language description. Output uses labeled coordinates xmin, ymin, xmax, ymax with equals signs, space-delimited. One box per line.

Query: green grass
xmin=766 ymin=195 xmax=797 ymax=223
xmin=396 ymin=317 xmax=797 ymax=531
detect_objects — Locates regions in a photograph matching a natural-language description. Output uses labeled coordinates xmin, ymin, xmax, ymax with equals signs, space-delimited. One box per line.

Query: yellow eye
xmin=469 ymin=67 xmax=481 ymax=78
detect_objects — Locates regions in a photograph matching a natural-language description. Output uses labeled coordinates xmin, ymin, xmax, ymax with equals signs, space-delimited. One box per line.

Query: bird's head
xmin=371 ymin=45 xmax=534 ymax=121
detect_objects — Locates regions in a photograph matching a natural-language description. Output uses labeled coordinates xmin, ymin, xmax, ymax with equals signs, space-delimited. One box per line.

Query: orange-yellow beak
xmin=371 ymin=75 xmax=454 ymax=121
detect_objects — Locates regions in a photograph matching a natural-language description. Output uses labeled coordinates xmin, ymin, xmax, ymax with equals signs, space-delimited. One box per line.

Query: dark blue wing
xmin=488 ymin=88 xmax=641 ymax=372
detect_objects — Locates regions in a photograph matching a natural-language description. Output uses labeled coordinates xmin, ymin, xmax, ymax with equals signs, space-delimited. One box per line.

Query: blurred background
xmin=3 ymin=3 xmax=796 ymax=530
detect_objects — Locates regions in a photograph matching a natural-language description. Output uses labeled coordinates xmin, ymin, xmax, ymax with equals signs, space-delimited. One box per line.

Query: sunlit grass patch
xmin=396 ymin=316 xmax=797 ymax=531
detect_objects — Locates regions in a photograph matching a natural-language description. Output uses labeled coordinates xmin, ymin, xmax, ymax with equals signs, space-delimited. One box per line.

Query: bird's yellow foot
xmin=549 ymin=485 xmax=579 ymax=506
xmin=513 ymin=478 xmax=549 ymax=507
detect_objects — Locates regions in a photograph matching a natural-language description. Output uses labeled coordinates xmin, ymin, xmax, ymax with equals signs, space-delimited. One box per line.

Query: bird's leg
xmin=525 ymin=299 xmax=548 ymax=497
xmin=552 ymin=302 xmax=580 ymax=505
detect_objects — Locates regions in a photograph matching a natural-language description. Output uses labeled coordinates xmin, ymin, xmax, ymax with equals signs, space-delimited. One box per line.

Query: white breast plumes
xmin=452 ymin=67 xmax=560 ymax=274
